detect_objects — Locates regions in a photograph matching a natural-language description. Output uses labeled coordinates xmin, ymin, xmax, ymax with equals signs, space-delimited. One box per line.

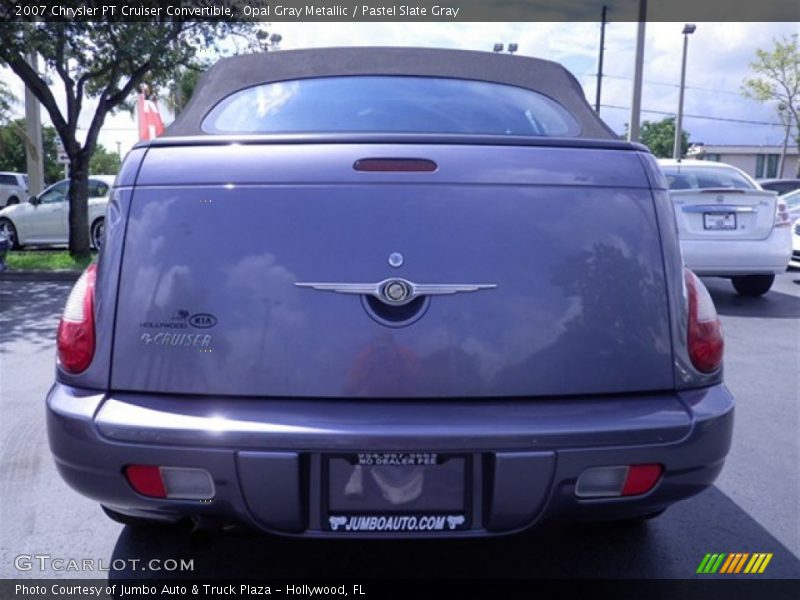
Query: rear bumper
xmin=681 ymin=227 xmax=792 ymax=276
xmin=47 ymin=384 xmax=734 ymax=537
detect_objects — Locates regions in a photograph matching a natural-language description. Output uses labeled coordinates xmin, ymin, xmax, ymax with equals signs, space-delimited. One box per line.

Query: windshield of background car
xmin=88 ymin=180 xmax=109 ymax=197
xmin=202 ymin=76 xmax=582 ymax=137
xmin=662 ymin=166 xmax=756 ymax=190
xmin=39 ymin=181 xmax=68 ymax=203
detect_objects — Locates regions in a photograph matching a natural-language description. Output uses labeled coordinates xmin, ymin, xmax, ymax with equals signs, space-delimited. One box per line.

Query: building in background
xmin=689 ymin=144 xmax=799 ymax=179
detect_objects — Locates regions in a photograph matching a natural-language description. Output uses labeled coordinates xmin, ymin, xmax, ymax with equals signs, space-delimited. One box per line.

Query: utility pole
xmin=627 ymin=0 xmax=647 ymax=142
xmin=673 ymin=24 xmax=696 ymax=159
xmin=595 ymin=5 xmax=608 ymax=114
xmin=777 ymin=105 xmax=790 ymax=178
xmin=24 ymin=52 xmax=45 ymax=195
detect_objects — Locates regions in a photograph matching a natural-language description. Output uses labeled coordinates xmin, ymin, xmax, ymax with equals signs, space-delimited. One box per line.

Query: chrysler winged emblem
xmin=294 ymin=277 xmax=497 ymax=307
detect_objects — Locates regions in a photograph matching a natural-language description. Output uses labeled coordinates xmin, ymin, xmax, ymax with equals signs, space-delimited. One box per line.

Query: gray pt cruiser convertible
xmin=47 ymin=47 xmax=733 ymax=537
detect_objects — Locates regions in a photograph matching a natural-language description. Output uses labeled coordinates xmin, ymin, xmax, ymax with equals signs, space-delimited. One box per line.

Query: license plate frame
xmin=703 ymin=212 xmax=737 ymax=230
xmin=322 ymin=452 xmax=472 ymax=533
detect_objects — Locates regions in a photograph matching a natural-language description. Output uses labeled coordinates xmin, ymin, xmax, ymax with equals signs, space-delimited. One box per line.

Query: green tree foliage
xmin=0 ymin=80 xmax=15 ymax=124
xmin=0 ymin=12 xmax=266 ymax=257
xmin=165 ymin=60 xmax=207 ymax=116
xmin=639 ymin=117 xmax=690 ymax=159
xmin=0 ymin=119 xmax=62 ymax=184
xmin=742 ymin=34 xmax=799 ymax=177
xmin=88 ymin=143 xmax=121 ymax=175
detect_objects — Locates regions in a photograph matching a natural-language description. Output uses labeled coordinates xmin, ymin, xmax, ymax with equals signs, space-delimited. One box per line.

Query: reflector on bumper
xmin=125 ymin=465 xmax=215 ymax=500
xmin=575 ymin=464 xmax=663 ymax=498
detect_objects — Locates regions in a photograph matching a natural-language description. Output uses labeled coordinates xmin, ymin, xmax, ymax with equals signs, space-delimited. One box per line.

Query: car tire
xmin=101 ymin=505 xmax=179 ymax=528
xmin=731 ymin=274 xmax=775 ymax=297
xmin=7 ymin=196 xmax=19 ymax=206
xmin=90 ymin=217 xmax=105 ymax=250
xmin=0 ymin=218 xmax=21 ymax=250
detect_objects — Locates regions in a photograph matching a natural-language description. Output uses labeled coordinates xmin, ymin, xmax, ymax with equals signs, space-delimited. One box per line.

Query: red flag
xmin=137 ymin=86 xmax=165 ymax=141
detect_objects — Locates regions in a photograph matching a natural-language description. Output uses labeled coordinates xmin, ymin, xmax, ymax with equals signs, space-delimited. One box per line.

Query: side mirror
xmin=28 ymin=195 xmax=39 ymax=205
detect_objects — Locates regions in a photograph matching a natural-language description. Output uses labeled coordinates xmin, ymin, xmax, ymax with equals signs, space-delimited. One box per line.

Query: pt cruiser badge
xmin=294 ymin=278 xmax=497 ymax=307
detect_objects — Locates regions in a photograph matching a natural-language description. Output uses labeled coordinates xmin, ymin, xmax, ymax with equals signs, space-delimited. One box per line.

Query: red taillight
xmin=57 ymin=263 xmax=97 ymax=374
xmin=684 ymin=268 xmax=724 ymax=373
xmin=125 ymin=465 xmax=167 ymax=498
xmin=775 ymin=199 xmax=791 ymax=228
xmin=621 ymin=464 xmax=663 ymax=496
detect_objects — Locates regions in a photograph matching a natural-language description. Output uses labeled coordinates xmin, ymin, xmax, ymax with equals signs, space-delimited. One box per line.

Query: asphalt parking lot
xmin=0 ymin=273 xmax=798 ymax=580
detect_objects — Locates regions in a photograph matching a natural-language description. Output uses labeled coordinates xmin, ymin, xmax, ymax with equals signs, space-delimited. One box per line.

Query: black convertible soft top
xmin=165 ymin=46 xmax=616 ymax=140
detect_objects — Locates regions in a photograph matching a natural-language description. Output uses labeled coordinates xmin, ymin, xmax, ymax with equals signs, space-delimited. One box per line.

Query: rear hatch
xmin=670 ymin=188 xmax=778 ymax=241
xmin=110 ymin=140 xmax=674 ymax=398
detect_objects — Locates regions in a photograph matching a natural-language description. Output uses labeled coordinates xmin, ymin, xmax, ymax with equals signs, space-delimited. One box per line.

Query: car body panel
xmin=681 ymin=228 xmax=792 ymax=275
xmin=658 ymin=159 xmax=789 ymax=277
xmin=111 ymin=143 xmax=675 ymax=398
xmin=47 ymin=381 xmax=734 ymax=536
xmin=669 ymin=189 xmax=778 ymax=242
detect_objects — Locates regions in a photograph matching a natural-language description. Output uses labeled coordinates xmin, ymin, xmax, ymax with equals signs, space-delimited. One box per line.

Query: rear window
xmin=662 ymin=166 xmax=756 ymax=190
xmin=202 ymin=76 xmax=581 ymax=137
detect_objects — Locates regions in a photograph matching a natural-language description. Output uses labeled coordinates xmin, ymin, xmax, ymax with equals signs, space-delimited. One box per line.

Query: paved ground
xmin=0 ymin=273 xmax=798 ymax=580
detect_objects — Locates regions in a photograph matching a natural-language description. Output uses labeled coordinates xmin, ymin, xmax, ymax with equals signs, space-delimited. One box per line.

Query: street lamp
xmin=673 ymin=23 xmax=696 ymax=159
xmin=493 ymin=43 xmax=519 ymax=54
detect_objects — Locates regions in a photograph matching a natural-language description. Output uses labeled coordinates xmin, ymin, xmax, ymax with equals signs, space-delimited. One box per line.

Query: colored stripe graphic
xmin=699 ymin=552 xmax=774 ymax=574
xmin=719 ymin=554 xmax=736 ymax=573
xmin=734 ymin=553 xmax=749 ymax=573
xmin=758 ymin=553 xmax=773 ymax=573
xmin=744 ymin=554 xmax=760 ymax=573
xmin=720 ymin=553 xmax=737 ymax=573
xmin=697 ymin=554 xmax=713 ymax=573
xmin=709 ymin=554 xmax=725 ymax=573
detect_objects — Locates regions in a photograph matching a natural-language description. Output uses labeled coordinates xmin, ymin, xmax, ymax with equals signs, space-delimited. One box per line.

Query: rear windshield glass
xmin=202 ymin=76 xmax=581 ymax=137
xmin=662 ymin=166 xmax=756 ymax=190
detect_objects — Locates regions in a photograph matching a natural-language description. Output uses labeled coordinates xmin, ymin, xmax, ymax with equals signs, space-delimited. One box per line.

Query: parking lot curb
xmin=0 ymin=270 xmax=81 ymax=282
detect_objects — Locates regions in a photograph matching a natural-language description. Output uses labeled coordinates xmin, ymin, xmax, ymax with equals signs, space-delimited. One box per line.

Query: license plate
xmin=704 ymin=212 xmax=736 ymax=230
xmin=324 ymin=453 xmax=469 ymax=532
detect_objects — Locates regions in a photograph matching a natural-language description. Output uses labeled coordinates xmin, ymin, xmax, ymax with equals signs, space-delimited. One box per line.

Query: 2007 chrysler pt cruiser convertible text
xmin=47 ymin=48 xmax=733 ymax=537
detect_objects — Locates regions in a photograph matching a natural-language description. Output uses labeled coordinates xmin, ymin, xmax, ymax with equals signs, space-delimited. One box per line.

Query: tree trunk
xmin=67 ymin=157 xmax=91 ymax=259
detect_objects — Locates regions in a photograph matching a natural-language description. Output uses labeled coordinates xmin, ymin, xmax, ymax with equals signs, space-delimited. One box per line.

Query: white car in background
xmin=659 ymin=159 xmax=792 ymax=296
xmin=0 ymin=172 xmax=28 ymax=208
xmin=0 ymin=175 xmax=115 ymax=249
xmin=781 ymin=188 xmax=800 ymax=268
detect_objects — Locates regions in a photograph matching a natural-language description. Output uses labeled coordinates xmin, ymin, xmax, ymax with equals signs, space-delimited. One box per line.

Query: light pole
xmin=627 ymin=0 xmax=647 ymax=142
xmin=673 ymin=24 xmax=696 ymax=160
xmin=595 ymin=5 xmax=608 ymax=114
xmin=493 ymin=43 xmax=518 ymax=55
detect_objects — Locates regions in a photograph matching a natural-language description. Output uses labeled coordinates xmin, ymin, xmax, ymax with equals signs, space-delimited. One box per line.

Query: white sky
xmin=2 ymin=22 xmax=797 ymax=155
